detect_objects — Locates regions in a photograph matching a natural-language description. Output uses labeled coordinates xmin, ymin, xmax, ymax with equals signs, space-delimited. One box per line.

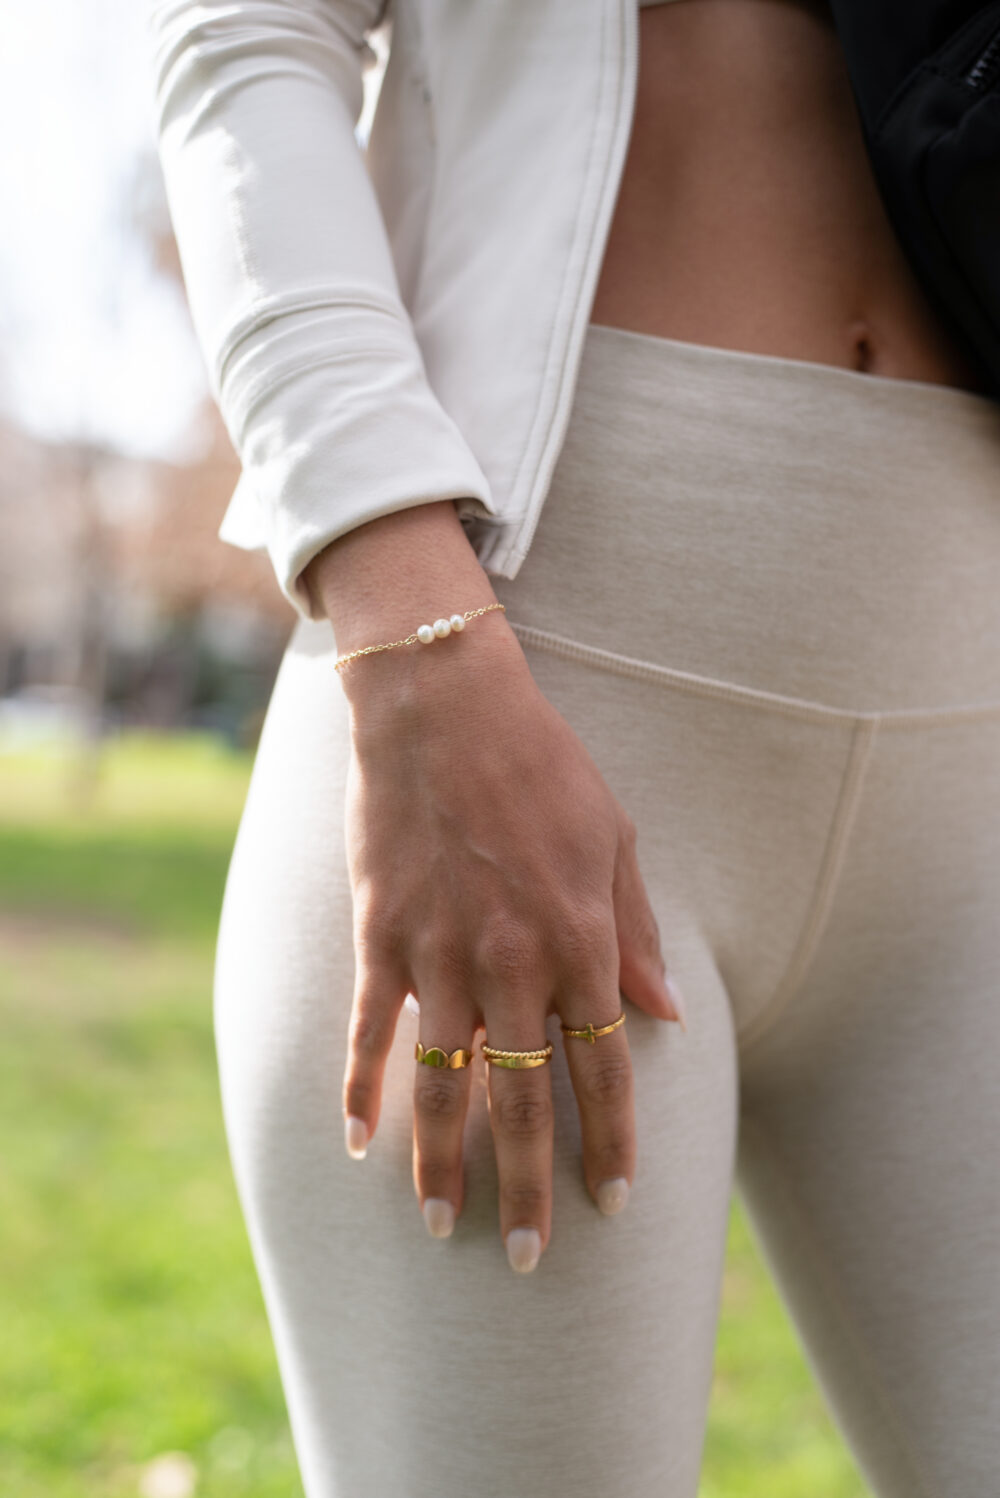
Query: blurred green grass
xmin=0 ymin=733 xmax=867 ymax=1496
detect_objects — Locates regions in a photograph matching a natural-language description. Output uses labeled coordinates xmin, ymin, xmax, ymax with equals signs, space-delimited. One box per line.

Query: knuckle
xmin=593 ymin=1137 xmax=631 ymax=1177
xmin=559 ymin=909 xmax=614 ymax=971
xmin=632 ymin=900 xmax=663 ymax=957
xmin=417 ymin=1161 xmax=454 ymax=1197
xmin=349 ymin=1006 xmax=387 ymax=1060
xmin=501 ymin=1180 xmax=548 ymax=1218
xmin=344 ymin=1076 xmax=373 ymax=1115
xmin=415 ymin=1078 xmax=465 ymax=1124
xmin=356 ymin=902 xmax=406 ymax=958
xmin=493 ymin=1089 xmax=553 ymax=1139
xmin=583 ymin=1051 xmax=633 ymax=1108
xmin=476 ymin=918 xmax=544 ymax=983
xmin=415 ymin=923 xmax=470 ymax=985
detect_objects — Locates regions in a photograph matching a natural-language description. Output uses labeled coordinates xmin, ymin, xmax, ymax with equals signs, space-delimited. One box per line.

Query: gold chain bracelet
xmin=333 ymin=602 xmax=507 ymax=673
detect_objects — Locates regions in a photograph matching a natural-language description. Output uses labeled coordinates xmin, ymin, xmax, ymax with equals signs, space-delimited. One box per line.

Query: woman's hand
xmin=301 ymin=499 xmax=685 ymax=1272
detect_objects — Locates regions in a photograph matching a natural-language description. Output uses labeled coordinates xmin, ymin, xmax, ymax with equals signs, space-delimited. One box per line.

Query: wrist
xmin=302 ymin=499 xmax=494 ymax=647
xmin=339 ymin=605 xmax=529 ymax=730
xmin=300 ymin=497 xmax=531 ymax=716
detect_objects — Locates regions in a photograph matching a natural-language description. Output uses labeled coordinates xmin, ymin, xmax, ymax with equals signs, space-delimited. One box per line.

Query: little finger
xmin=558 ymin=926 xmax=636 ymax=1215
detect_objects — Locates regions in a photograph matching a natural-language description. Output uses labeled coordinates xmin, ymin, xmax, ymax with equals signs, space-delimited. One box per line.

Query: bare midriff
xmin=590 ymin=0 xmax=992 ymax=395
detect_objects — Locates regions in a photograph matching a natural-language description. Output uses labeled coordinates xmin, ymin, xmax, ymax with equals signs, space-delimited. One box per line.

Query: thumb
xmin=611 ymin=820 xmax=688 ymax=1031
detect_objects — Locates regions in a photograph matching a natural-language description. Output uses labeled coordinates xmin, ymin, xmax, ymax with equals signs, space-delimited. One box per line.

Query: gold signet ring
xmin=560 ymin=1011 xmax=627 ymax=1044
xmin=415 ymin=1041 xmax=473 ymax=1069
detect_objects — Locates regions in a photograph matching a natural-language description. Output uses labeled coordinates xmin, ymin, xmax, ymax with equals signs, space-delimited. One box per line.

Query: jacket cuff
xmin=213 ymin=295 xmax=501 ymax=621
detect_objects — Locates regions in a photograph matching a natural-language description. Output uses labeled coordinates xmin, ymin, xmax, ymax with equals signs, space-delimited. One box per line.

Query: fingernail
xmin=664 ymin=975 xmax=688 ymax=1032
xmin=422 ymin=1198 xmax=455 ymax=1238
xmin=596 ymin=1177 xmax=630 ymax=1215
xmin=344 ymin=1115 xmax=368 ymax=1159
xmin=506 ymin=1227 xmax=541 ymax=1273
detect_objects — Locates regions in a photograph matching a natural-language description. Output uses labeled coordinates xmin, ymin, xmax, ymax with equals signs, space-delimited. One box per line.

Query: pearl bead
xmin=417 ymin=624 xmax=435 ymax=644
xmin=432 ymin=617 xmax=452 ymax=638
xmin=449 ymin=614 xmax=466 ymax=632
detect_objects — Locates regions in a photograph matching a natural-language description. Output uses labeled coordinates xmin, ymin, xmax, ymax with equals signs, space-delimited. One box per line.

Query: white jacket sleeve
xmin=148 ymin=0 xmax=498 ymax=621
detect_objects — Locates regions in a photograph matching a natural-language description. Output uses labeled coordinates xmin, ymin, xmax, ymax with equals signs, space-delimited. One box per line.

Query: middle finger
xmin=484 ymin=997 xmax=555 ymax=1274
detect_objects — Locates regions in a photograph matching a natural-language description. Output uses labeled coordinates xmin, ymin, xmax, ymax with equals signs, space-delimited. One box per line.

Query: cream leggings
xmin=215 ymin=322 xmax=1000 ymax=1497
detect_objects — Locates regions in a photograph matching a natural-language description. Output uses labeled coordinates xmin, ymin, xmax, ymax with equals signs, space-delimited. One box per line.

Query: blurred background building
xmin=0 ymin=365 xmax=293 ymax=752
xmin=0 ymin=3 xmax=388 ymax=753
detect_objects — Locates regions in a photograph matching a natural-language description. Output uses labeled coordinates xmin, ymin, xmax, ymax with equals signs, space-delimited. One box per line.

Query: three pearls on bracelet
xmin=416 ymin=614 xmax=466 ymax=644
xmin=331 ymin=602 xmax=507 ymax=672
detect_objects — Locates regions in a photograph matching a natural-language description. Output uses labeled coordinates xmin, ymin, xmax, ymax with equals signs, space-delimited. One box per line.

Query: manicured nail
xmin=344 ymin=1115 xmax=368 ymax=1159
xmin=664 ymin=975 xmax=688 ymax=1032
xmin=506 ymin=1227 xmax=541 ymax=1273
xmin=596 ymin=1177 xmax=630 ymax=1215
xmin=422 ymin=1198 xmax=455 ymax=1238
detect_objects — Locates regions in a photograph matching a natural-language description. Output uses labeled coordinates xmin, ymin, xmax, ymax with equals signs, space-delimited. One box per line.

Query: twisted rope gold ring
xmin=480 ymin=1041 xmax=554 ymax=1070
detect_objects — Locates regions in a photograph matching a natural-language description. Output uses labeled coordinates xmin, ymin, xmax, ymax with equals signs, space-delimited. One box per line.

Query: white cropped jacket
xmin=152 ymin=1 xmax=643 ymax=620
xmin=149 ymin=0 xmax=639 ymax=620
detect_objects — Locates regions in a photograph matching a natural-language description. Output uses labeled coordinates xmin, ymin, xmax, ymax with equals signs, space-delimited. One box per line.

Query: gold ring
xmin=480 ymin=1041 xmax=554 ymax=1069
xmin=560 ymin=1010 xmax=626 ymax=1044
xmin=415 ymin=1041 xmax=473 ymax=1069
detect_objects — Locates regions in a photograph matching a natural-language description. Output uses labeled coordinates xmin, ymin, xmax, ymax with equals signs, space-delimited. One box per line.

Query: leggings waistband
xmin=586 ymin=320 xmax=1000 ymax=435
xmin=491 ymin=321 xmax=1000 ymax=718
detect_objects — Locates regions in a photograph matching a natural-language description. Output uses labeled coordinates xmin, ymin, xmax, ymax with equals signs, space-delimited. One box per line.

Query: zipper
xmin=964 ymin=26 xmax=1000 ymax=90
